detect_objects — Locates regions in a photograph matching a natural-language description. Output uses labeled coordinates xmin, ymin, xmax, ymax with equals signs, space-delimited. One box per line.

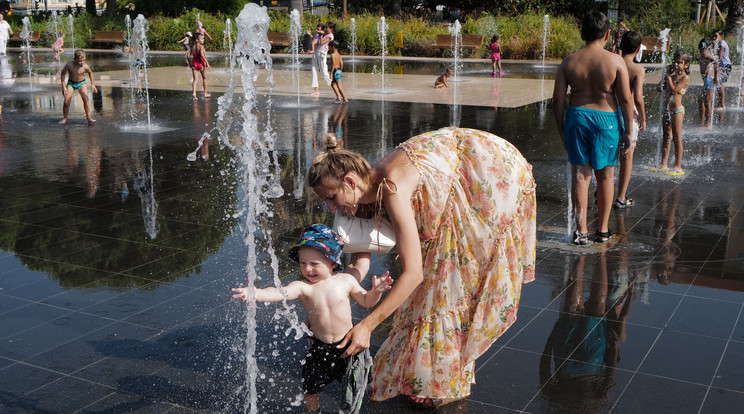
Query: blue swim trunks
xmin=564 ymin=106 xmax=622 ymax=170
xmin=66 ymin=79 xmax=86 ymax=90
xmin=333 ymin=68 xmax=342 ymax=82
xmin=703 ymin=76 xmax=715 ymax=90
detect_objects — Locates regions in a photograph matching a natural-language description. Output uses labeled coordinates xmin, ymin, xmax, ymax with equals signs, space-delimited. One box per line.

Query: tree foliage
xmin=121 ymin=0 xmax=246 ymax=17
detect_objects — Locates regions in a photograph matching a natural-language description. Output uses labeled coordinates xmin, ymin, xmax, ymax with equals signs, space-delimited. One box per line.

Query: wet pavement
xmin=1 ymin=51 xmax=744 ymax=413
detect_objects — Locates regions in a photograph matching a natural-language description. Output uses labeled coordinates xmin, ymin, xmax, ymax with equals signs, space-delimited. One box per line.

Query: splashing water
xmin=655 ymin=28 xmax=671 ymax=161
xmin=377 ymin=16 xmax=388 ymax=94
xmin=289 ymin=9 xmax=302 ymax=106
xmin=223 ymin=18 xmax=233 ymax=66
xmin=131 ymin=14 xmax=153 ymax=130
xmin=68 ymin=14 xmax=75 ymax=50
xmin=215 ymin=4 xmax=308 ymax=412
xmin=450 ymin=20 xmax=463 ymax=82
xmin=541 ymin=15 xmax=550 ymax=68
xmin=738 ymin=25 xmax=744 ymax=108
xmin=349 ymin=18 xmax=357 ymax=62
xmin=19 ymin=17 xmax=33 ymax=91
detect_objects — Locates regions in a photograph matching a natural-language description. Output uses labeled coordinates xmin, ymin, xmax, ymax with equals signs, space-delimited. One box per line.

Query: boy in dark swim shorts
xmin=553 ymin=10 xmax=634 ymax=245
xmin=60 ymin=49 xmax=98 ymax=124
xmin=232 ymin=224 xmax=393 ymax=413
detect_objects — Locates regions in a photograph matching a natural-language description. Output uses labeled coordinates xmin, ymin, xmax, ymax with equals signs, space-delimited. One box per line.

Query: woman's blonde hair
xmin=308 ymin=133 xmax=371 ymax=188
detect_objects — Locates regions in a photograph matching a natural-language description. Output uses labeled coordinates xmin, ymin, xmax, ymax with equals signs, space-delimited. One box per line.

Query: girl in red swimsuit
xmin=190 ymin=33 xmax=210 ymax=99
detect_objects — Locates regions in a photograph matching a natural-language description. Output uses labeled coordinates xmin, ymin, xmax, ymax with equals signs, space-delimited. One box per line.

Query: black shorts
xmin=719 ymin=64 xmax=732 ymax=84
xmin=301 ymin=339 xmax=349 ymax=394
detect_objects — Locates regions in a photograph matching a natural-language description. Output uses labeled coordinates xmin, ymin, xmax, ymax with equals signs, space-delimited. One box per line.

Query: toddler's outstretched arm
xmin=232 ymin=281 xmax=304 ymax=302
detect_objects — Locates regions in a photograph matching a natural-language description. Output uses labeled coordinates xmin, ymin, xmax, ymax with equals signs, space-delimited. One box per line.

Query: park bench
xmin=8 ymin=30 xmax=40 ymax=44
xmin=89 ymin=30 xmax=127 ymax=46
xmin=433 ymin=34 xmax=484 ymax=50
xmin=641 ymin=36 xmax=670 ymax=54
xmin=268 ymin=32 xmax=291 ymax=49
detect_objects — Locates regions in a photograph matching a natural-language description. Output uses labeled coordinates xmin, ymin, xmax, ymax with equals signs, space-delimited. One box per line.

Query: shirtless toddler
xmin=232 ymin=224 xmax=393 ymax=413
xmin=60 ymin=49 xmax=97 ymax=124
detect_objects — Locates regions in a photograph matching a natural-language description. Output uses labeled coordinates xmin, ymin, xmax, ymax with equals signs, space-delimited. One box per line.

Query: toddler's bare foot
xmin=204 ymin=94 xmax=211 ymax=98
xmin=87 ymin=118 xmax=96 ymax=124
xmin=59 ymin=119 xmax=67 ymax=125
xmin=192 ymin=94 xmax=198 ymax=100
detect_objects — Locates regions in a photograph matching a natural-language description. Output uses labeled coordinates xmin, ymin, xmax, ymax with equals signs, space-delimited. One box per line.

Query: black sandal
xmin=595 ymin=229 xmax=612 ymax=243
xmin=573 ymin=230 xmax=589 ymax=245
xmin=613 ymin=198 xmax=634 ymax=209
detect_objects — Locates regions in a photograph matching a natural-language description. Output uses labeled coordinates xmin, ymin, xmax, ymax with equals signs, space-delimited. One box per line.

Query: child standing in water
xmin=698 ymin=38 xmax=718 ymax=128
xmin=614 ymin=31 xmax=646 ymax=208
xmin=329 ymin=40 xmax=348 ymax=103
xmin=232 ymin=224 xmax=393 ymax=413
xmin=176 ymin=32 xmax=192 ymax=66
xmin=655 ymin=51 xmax=691 ymax=176
xmin=190 ymin=32 xmax=211 ymax=100
xmin=489 ymin=35 xmax=503 ymax=77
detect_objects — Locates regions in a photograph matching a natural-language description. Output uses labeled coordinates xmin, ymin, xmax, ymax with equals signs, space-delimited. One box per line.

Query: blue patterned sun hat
xmin=288 ymin=224 xmax=345 ymax=271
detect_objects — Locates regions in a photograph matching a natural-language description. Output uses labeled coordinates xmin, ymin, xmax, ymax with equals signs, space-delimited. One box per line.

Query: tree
xmin=86 ymin=0 xmax=96 ymax=15
xmin=106 ymin=0 xmax=116 ymax=17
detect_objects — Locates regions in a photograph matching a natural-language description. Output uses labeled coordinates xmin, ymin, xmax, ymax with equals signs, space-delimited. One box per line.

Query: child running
xmin=176 ymin=32 xmax=192 ymax=66
xmin=190 ymin=32 xmax=211 ymax=100
xmin=489 ymin=35 xmax=503 ymax=77
xmin=329 ymin=40 xmax=348 ymax=103
xmin=654 ymin=51 xmax=691 ymax=176
xmin=52 ymin=32 xmax=64 ymax=62
xmin=60 ymin=49 xmax=98 ymax=124
xmin=231 ymin=224 xmax=393 ymax=413
xmin=614 ymin=31 xmax=646 ymax=209
xmin=434 ymin=68 xmax=452 ymax=88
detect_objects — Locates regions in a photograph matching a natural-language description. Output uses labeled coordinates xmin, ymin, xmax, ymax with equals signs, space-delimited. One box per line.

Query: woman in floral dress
xmin=309 ymin=127 xmax=536 ymax=407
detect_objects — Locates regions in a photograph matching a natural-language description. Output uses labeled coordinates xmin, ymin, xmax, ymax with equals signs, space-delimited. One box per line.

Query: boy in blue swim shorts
xmin=60 ymin=49 xmax=98 ymax=125
xmin=553 ymin=10 xmax=634 ymax=246
xmin=329 ymin=40 xmax=348 ymax=103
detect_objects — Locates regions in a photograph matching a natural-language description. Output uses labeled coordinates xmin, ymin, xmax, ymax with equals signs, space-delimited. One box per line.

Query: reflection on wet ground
xmin=1 ymin=53 xmax=744 ymax=413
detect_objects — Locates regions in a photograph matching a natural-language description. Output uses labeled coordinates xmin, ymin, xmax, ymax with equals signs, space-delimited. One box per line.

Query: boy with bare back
xmin=232 ymin=224 xmax=393 ymax=413
xmin=614 ymin=31 xmax=646 ymax=209
xmin=60 ymin=49 xmax=98 ymax=124
xmin=552 ymin=10 xmax=633 ymax=245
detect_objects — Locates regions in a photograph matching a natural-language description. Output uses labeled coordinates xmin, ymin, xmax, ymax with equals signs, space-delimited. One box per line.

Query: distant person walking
xmin=177 ymin=32 xmax=192 ymax=66
xmin=0 ymin=14 xmax=13 ymax=56
xmin=489 ymin=35 xmax=504 ymax=77
xmin=698 ymin=38 xmax=718 ymax=127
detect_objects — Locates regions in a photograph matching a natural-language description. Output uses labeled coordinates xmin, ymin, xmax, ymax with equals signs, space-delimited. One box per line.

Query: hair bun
xmin=324 ymin=133 xmax=339 ymax=151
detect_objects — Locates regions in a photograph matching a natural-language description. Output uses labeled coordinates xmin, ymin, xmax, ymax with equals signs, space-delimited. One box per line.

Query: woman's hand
xmin=338 ymin=320 xmax=372 ymax=358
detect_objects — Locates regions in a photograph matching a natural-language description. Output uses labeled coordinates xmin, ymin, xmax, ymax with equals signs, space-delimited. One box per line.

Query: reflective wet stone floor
xmin=1 ymin=52 xmax=744 ymax=413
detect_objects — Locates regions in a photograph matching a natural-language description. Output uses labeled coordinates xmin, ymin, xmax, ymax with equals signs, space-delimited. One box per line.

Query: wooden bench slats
xmin=89 ymin=31 xmax=126 ymax=44
xmin=641 ymin=36 xmax=670 ymax=53
xmin=433 ymin=34 xmax=483 ymax=49
xmin=9 ymin=30 xmax=40 ymax=43
xmin=268 ymin=32 xmax=291 ymax=48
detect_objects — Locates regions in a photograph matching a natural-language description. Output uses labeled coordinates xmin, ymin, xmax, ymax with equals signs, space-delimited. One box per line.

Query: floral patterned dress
xmin=370 ymin=127 xmax=536 ymax=400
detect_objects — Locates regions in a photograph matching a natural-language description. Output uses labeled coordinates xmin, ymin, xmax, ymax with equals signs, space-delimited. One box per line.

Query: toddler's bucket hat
xmin=288 ymin=224 xmax=344 ymax=271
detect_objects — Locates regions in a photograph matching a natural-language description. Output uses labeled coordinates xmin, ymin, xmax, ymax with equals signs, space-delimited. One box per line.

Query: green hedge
xmin=4 ymin=8 xmax=735 ymax=63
